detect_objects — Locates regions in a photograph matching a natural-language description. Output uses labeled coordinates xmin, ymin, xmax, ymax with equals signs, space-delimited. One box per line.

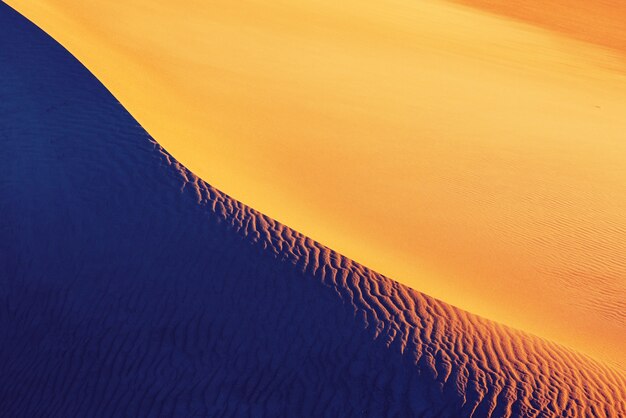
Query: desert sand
xmin=451 ymin=0 xmax=626 ymax=55
xmin=1 ymin=4 xmax=625 ymax=415
xmin=6 ymin=0 xmax=625 ymax=371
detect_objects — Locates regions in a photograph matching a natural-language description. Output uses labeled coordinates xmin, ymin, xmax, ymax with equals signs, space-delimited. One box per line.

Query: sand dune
xmin=5 ymin=0 xmax=626 ymax=370
xmin=451 ymin=0 xmax=626 ymax=56
xmin=1 ymin=4 xmax=625 ymax=416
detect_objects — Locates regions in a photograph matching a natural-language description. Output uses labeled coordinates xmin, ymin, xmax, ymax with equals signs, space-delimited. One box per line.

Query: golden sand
xmin=7 ymin=0 xmax=625 ymax=369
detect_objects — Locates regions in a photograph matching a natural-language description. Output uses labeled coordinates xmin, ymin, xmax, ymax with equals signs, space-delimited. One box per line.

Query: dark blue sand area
xmin=1 ymin=3 xmax=624 ymax=417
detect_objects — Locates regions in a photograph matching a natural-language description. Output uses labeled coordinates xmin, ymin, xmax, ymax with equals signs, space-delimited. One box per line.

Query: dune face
xmin=450 ymin=0 xmax=626 ymax=56
xmin=5 ymin=0 xmax=626 ymax=371
xmin=1 ymin=3 xmax=626 ymax=417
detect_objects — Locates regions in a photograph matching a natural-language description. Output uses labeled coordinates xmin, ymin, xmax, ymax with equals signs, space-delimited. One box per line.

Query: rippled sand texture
xmin=1 ymin=5 xmax=625 ymax=416
xmin=6 ymin=0 xmax=626 ymax=370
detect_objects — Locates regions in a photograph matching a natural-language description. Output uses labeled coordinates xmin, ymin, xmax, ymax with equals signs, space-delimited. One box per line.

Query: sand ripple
xmin=0 ymin=4 xmax=624 ymax=417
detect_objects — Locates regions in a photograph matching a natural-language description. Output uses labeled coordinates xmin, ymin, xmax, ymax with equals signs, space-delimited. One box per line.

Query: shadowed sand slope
xmin=6 ymin=0 xmax=626 ymax=370
xmin=1 ymin=4 xmax=625 ymax=417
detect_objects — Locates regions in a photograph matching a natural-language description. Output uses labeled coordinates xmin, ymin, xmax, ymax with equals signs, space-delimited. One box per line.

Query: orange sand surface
xmin=7 ymin=0 xmax=625 ymax=370
xmin=451 ymin=0 xmax=626 ymax=56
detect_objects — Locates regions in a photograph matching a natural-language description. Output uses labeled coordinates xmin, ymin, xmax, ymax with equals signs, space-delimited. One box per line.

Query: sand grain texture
xmin=0 ymin=4 xmax=625 ymax=417
xmin=5 ymin=0 xmax=626 ymax=369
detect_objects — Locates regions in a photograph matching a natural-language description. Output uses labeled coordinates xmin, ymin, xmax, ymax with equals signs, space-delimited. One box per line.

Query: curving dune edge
xmin=5 ymin=0 xmax=626 ymax=370
xmin=0 ymin=3 xmax=625 ymax=417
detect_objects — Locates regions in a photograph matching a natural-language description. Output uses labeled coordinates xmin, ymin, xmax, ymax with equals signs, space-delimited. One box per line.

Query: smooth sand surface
xmin=6 ymin=0 xmax=625 ymax=370
xmin=451 ymin=0 xmax=626 ymax=55
xmin=1 ymin=5 xmax=625 ymax=415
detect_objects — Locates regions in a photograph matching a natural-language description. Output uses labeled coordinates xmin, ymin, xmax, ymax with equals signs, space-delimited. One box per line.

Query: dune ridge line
xmin=0 ymin=3 xmax=624 ymax=417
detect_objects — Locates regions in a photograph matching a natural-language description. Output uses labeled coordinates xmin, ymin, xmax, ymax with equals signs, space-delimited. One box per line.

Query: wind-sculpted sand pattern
xmin=0 ymin=4 xmax=624 ymax=417
xmin=7 ymin=0 xmax=626 ymax=369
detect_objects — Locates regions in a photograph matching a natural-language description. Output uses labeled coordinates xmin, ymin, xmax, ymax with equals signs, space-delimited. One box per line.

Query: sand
xmin=6 ymin=0 xmax=626 ymax=370
xmin=451 ymin=0 xmax=626 ymax=55
xmin=1 ymin=4 xmax=625 ymax=415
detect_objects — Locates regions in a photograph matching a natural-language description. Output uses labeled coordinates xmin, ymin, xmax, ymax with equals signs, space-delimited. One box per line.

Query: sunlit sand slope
xmin=1 ymin=5 xmax=625 ymax=417
xmin=451 ymin=0 xmax=626 ymax=55
xmin=6 ymin=0 xmax=626 ymax=370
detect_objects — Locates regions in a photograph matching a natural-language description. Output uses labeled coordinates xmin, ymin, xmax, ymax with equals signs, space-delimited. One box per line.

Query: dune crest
xmin=1 ymin=4 xmax=625 ymax=416
xmin=5 ymin=0 xmax=626 ymax=370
